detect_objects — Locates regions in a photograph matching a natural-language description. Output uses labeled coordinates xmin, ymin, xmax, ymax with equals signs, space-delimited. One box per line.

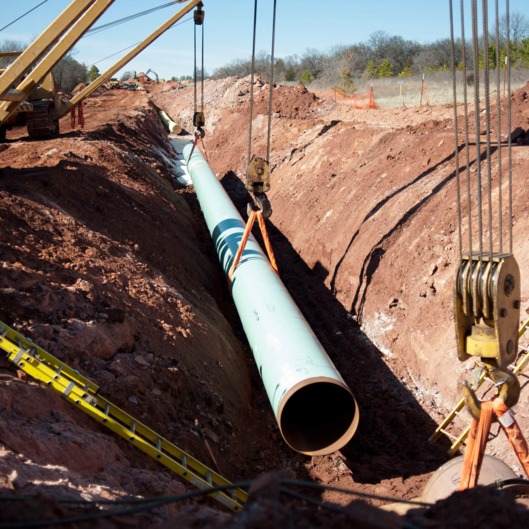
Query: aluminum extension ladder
xmin=0 ymin=321 xmax=248 ymax=512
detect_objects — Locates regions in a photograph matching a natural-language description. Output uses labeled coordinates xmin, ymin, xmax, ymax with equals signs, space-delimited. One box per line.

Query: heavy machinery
xmin=145 ymin=68 xmax=159 ymax=83
xmin=0 ymin=52 xmax=64 ymax=140
xmin=0 ymin=0 xmax=202 ymax=141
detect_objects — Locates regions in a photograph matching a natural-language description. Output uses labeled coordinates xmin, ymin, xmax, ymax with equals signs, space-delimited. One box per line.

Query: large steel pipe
xmin=182 ymin=142 xmax=359 ymax=455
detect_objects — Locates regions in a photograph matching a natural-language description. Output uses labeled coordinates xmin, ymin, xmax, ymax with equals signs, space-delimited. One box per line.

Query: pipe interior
xmin=279 ymin=382 xmax=357 ymax=454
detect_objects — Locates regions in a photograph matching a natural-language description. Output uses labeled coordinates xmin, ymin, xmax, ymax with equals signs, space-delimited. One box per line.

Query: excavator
xmin=145 ymin=68 xmax=160 ymax=83
xmin=0 ymin=0 xmax=202 ymax=141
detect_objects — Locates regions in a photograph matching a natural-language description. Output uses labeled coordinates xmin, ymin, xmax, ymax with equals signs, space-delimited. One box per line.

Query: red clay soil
xmin=1 ymin=78 xmax=529 ymax=527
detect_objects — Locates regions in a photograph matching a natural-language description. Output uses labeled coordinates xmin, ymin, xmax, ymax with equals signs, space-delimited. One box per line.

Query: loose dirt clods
xmin=1 ymin=77 xmax=529 ymax=526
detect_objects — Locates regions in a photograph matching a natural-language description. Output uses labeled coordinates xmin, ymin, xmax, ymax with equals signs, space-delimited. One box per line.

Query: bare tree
xmin=493 ymin=12 xmax=529 ymax=47
xmin=52 ymin=52 xmax=87 ymax=91
xmin=0 ymin=39 xmax=26 ymax=67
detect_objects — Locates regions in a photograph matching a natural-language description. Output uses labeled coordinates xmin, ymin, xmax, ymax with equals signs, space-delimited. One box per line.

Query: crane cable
xmin=187 ymin=3 xmax=207 ymax=162
xmin=0 ymin=0 xmax=49 ymax=33
xmin=229 ymin=0 xmax=279 ymax=281
xmin=193 ymin=3 xmax=205 ymax=133
xmin=450 ymin=0 xmax=514 ymax=261
xmin=247 ymin=0 xmax=278 ymax=168
xmin=85 ymin=1 xmax=186 ymax=37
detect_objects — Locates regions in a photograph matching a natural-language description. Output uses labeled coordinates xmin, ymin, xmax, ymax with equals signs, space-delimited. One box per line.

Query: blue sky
xmin=1 ymin=1 xmax=527 ymax=79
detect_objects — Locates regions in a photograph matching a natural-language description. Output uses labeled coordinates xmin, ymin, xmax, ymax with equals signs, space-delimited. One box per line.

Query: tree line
xmin=211 ymin=12 xmax=529 ymax=91
xmin=0 ymin=39 xmax=89 ymax=91
xmin=2 ymin=11 xmax=528 ymax=93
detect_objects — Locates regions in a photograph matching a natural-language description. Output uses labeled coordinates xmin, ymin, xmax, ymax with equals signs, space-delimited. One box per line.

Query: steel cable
xmin=482 ymin=0 xmax=494 ymax=258
xmin=247 ymin=0 xmax=259 ymax=166
xmin=495 ymin=0 xmax=504 ymax=252
xmin=247 ymin=0 xmax=278 ymax=166
xmin=0 ymin=0 xmax=49 ymax=33
xmin=266 ymin=0 xmax=278 ymax=164
xmin=201 ymin=15 xmax=205 ymax=113
xmin=449 ymin=0 xmax=463 ymax=259
xmin=460 ymin=0 xmax=473 ymax=256
xmin=85 ymin=1 xmax=185 ymax=37
xmin=194 ymin=21 xmax=198 ymax=116
xmin=471 ymin=0 xmax=483 ymax=260
xmin=88 ymin=17 xmax=191 ymax=68
xmin=506 ymin=0 xmax=513 ymax=253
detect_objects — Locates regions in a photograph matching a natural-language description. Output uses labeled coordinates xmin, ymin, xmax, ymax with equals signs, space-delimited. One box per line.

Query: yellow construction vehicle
xmin=0 ymin=0 xmax=202 ymax=141
xmin=0 ymin=52 xmax=65 ymax=140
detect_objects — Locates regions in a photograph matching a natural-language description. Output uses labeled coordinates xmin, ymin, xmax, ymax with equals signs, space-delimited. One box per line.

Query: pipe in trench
xmin=159 ymin=110 xmax=182 ymax=134
xmin=182 ymin=142 xmax=359 ymax=456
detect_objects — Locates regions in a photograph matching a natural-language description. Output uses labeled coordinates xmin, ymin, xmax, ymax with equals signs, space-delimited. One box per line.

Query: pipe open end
xmin=278 ymin=379 xmax=359 ymax=456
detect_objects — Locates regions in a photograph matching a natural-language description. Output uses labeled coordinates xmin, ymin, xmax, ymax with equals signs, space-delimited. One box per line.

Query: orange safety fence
xmin=333 ymin=86 xmax=379 ymax=109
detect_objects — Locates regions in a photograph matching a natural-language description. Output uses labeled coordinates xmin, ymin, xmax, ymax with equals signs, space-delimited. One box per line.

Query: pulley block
xmin=246 ymin=156 xmax=270 ymax=195
xmin=194 ymin=4 xmax=204 ymax=25
xmin=454 ymin=253 xmax=521 ymax=368
xmin=193 ymin=111 xmax=205 ymax=129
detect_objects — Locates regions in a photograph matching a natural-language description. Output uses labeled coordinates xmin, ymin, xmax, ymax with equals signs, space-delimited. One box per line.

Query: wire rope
xmin=481 ymin=0 xmax=494 ymax=258
xmin=0 ymin=0 xmax=49 ymax=33
xmin=506 ymin=0 xmax=513 ymax=253
xmin=471 ymin=0 xmax=483 ymax=260
xmin=194 ymin=19 xmax=198 ymax=114
xmin=494 ymin=0 xmax=504 ymax=253
xmin=449 ymin=0 xmax=463 ymax=259
xmin=247 ymin=0 xmax=259 ymax=166
xmin=266 ymin=0 xmax=278 ymax=164
xmin=87 ymin=17 xmax=191 ymax=69
xmin=201 ymin=14 xmax=205 ymax=113
xmin=84 ymin=1 xmax=185 ymax=37
xmin=247 ymin=0 xmax=278 ymax=166
xmin=460 ymin=0 xmax=473 ymax=256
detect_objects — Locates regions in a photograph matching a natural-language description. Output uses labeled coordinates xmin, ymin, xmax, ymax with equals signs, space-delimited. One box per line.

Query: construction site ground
xmin=1 ymin=77 xmax=529 ymax=527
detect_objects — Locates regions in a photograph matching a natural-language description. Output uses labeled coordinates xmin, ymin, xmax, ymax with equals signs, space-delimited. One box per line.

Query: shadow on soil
xmin=220 ymin=170 xmax=452 ymax=484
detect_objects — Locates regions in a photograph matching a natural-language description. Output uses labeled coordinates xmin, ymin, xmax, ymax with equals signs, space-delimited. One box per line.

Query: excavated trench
xmin=1 ymin=80 xmax=529 ymax=526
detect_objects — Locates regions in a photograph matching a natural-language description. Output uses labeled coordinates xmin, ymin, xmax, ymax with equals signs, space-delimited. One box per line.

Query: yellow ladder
xmin=430 ymin=317 xmax=529 ymax=455
xmin=0 ymin=321 xmax=248 ymax=512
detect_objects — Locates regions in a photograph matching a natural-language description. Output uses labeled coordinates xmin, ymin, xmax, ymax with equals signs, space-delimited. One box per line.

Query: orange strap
xmin=493 ymin=399 xmax=529 ymax=477
xmin=78 ymin=102 xmax=85 ymax=128
xmin=256 ymin=211 xmax=278 ymax=272
xmin=460 ymin=398 xmax=529 ymax=490
xmin=70 ymin=107 xmax=76 ymax=128
xmin=227 ymin=210 xmax=278 ymax=283
xmin=459 ymin=401 xmax=494 ymax=490
xmin=70 ymin=103 xmax=85 ymax=129
xmin=187 ymin=133 xmax=209 ymax=163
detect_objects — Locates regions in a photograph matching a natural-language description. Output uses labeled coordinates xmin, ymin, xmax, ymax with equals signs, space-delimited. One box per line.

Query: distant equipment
xmin=145 ymin=68 xmax=159 ymax=83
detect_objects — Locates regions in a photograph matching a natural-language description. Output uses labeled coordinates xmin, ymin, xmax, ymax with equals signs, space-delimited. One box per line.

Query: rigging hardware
xmin=245 ymin=0 xmax=278 ymax=225
xmin=0 ymin=320 xmax=248 ymax=512
xmin=430 ymin=318 xmax=529 ymax=454
xmin=445 ymin=1 xmax=525 ymax=478
xmin=193 ymin=2 xmax=205 ymax=138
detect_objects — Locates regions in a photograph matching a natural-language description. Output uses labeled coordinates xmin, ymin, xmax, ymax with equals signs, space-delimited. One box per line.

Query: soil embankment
xmin=1 ymin=78 xmax=529 ymax=526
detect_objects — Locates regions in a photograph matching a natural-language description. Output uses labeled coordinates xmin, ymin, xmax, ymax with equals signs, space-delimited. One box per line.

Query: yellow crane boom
xmin=0 ymin=0 xmax=202 ymax=138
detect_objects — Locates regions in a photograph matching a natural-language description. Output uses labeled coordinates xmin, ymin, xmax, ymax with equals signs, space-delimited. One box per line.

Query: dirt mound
xmin=251 ymin=84 xmax=321 ymax=119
